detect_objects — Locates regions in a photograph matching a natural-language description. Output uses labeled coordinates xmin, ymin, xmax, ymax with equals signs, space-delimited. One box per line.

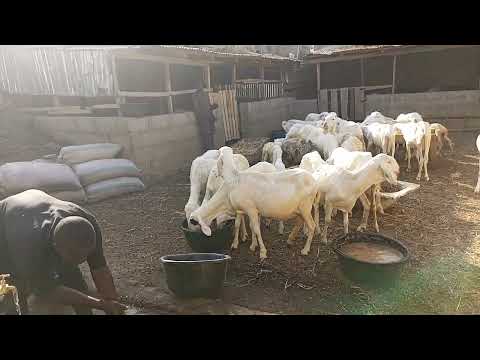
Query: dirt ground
xmin=1 ymin=119 xmax=480 ymax=314
xmin=82 ymin=132 xmax=480 ymax=315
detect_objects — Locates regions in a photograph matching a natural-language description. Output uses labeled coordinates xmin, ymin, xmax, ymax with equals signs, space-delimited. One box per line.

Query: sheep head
xmin=374 ymin=154 xmax=400 ymax=185
xmin=188 ymin=212 xmax=212 ymax=236
xmin=185 ymin=201 xmax=199 ymax=224
xmin=324 ymin=113 xmax=338 ymax=134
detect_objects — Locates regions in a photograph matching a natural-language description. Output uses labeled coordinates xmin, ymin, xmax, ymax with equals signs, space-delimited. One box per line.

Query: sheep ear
xmin=199 ymin=219 xmax=212 ymax=236
xmin=217 ymin=156 xmax=224 ymax=177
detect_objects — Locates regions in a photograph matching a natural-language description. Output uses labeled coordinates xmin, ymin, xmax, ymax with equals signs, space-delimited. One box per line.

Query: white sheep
xmin=202 ymin=153 xmax=249 ymax=206
xmin=185 ymin=150 xmax=220 ymax=224
xmin=231 ymin=161 xmax=285 ymax=249
xmin=363 ymin=122 xmax=399 ymax=157
xmin=262 ymin=142 xmax=286 ymax=170
xmin=282 ymin=119 xmax=307 ymax=132
xmin=299 ymin=150 xmax=326 ymax=173
xmin=475 ymin=135 xmax=480 ymax=193
xmin=326 ymin=147 xmax=383 ymax=232
xmin=305 ymin=112 xmax=330 ymax=122
xmin=309 ymin=130 xmax=339 ymax=160
xmin=324 ymin=113 xmax=365 ymax=148
xmin=395 ymin=112 xmax=424 ymax=124
xmin=283 ymin=119 xmax=325 ymax=134
xmin=287 ymin=124 xmax=338 ymax=160
xmin=189 ymin=147 xmax=318 ymax=259
xmin=338 ymin=133 xmax=366 ymax=152
xmin=301 ymin=153 xmax=400 ymax=255
xmin=430 ymin=123 xmax=454 ymax=156
xmin=393 ymin=121 xmax=432 ymax=181
xmin=362 ymin=111 xmax=395 ymax=126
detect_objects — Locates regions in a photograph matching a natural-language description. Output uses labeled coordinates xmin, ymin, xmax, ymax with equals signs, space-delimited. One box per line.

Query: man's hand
xmin=100 ymin=299 xmax=128 ymax=315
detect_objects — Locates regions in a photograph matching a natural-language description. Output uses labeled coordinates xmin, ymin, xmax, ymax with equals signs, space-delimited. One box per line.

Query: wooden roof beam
xmin=303 ymin=45 xmax=475 ymax=64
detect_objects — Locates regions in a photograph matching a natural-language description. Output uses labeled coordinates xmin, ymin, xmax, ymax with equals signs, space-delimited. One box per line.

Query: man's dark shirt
xmin=0 ymin=189 xmax=106 ymax=297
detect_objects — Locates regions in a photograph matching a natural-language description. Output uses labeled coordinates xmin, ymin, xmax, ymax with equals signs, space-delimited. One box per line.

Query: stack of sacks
xmin=72 ymin=158 xmax=145 ymax=203
xmin=0 ymin=161 xmax=86 ymax=203
xmin=58 ymin=143 xmax=123 ymax=166
xmin=60 ymin=144 xmax=145 ymax=203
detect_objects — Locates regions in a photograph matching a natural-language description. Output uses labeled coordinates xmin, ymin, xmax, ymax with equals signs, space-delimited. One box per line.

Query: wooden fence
xmin=235 ymin=80 xmax=284 ymax=102
xmin=209 ymin=86 xmax=241 ymax=142
xmin=318 ymin=85 xmax=392 ymax=121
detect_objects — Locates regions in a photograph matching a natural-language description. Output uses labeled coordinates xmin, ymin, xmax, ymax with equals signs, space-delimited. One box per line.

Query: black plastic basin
xmin=180 ymin=219 xmax=234 ymax=253
xmin=271 ymin=130 xmax=286 ymax=141
xmin=333 ymin=232 xmax=409 ymax=288
xmin=160 ymin=253 xmax=231 ymax=298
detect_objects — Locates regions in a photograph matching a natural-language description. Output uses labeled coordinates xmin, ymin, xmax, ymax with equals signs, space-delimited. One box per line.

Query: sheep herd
xmin=184 ymin=110 xmax=457 ymax=260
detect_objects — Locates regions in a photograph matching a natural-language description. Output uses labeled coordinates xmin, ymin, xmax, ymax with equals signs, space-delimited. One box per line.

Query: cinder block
xmin=128 ymin=117 xmax=149 ymax=133
xmin=75 ymin=118 xmax=98 ymax=132
xmin=94 ymin=117 xmax=115 ymax=133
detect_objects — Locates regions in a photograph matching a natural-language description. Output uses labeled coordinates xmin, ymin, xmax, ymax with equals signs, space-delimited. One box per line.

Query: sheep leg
xmin=391 ymin=134 xmax=396 ymax=158
xmin=264 ymin=218 xmax=272 ymax=229
xmin=231 ymin=214 xmax=242 ymax=250
xmin=475 ymin=158 xmax=480 ymax=193
xmin=366 ymin=139 xmax=373 ymax=153
xmin=356 ymin=193 xmax=371 ymax=232
xmin=423 ymin=132 xmax=431 ymax=181
xmin=406 ymin=144 xmax=412 ymax=171
xmin=375 ymin=184 xmax=385 ymax=215
xmin=250 ymin=231 xmax=258 ymax=251
xmin=248 ymin=211 xmax=267 ymax=260
xmin=321 ymin=202 xmax=333 ymax=245
xmin=416 ymin=144 xmax=424 ymax=181
xmin=278 ymin=221 xmax=284 ymax=235
xmin=372 ymin=186 xmax=380 ymax=232
xmin=240 ymin=215 xmax=248 ymax=242
xmin=342 ymin=211 xmax=349 ymax=235
xmin=381 ymin=137 xmax=388 ymax=155
xmin=287 ymin=217 xmax=303 ymax=246
xmin=445 ymin=135 xmax=454 ymax=152
xmin=300 ymin=203 xmax=317 ymax=256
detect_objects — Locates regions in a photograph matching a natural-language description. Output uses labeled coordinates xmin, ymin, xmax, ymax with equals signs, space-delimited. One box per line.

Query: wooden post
xmin=52 ymin=96 xmax=60 ymax=107
xmin=360 ymin=58 xmax=365 ymax=87
xmin=232 ymin=63 xmax=237 ymax=83
xmin=316 ymin=63 xmax=321 ymax=113
xmin=259 ymin=64 xmax=265 ymax=99
xmin=392 ymin=55 xmax=397 ymax=94
xmin=165 ymin=63 xmax=173 ymax=113
xmin=205 ymin=64 xmax=211 ymax=91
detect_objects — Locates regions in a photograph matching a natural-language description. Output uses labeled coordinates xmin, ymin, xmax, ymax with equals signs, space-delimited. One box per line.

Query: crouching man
xmin=0 ymin=189 xmax=127 ymax=315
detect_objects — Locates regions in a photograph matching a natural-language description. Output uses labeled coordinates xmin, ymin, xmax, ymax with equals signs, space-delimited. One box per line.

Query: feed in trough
xmin=339 ymin=242 xmax=404 ymax=264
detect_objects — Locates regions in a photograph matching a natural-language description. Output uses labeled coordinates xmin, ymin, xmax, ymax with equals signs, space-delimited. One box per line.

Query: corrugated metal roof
xmin=136 ymin=45 xmax=300 ymax=63
xmin=307 ymin=45 xmax=413 ymax=57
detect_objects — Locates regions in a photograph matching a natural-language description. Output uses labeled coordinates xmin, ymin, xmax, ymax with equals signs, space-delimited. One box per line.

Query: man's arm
xmin=42 ymin=285 xmax=125 ymax=314
xmin=85 ymin=215 xmax=119 ymax=301
xmin=90 ymin=266 xmax=118 ymax=301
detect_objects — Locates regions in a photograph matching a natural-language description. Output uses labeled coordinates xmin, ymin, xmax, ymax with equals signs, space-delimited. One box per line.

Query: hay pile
xmin=231 ymin=137 xmax=270 ymax=165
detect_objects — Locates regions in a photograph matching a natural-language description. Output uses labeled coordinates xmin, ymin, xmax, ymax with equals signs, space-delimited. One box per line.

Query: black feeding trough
xmin=160 ymin=253 xmax=231 ymax=299
xmin=333 ymin=232 xmax=409 ymax=288
xmin=180 ymin=219 xmax=234 ymax=253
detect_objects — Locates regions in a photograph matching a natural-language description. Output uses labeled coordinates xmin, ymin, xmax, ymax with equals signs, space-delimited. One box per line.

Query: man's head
xmin=52 ymin=216 xmax=97 ymax=265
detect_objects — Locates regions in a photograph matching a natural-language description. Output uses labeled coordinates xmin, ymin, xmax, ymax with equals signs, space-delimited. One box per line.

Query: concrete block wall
xmin=366 ymin=90 xmax=480 ymax=129
xmin=288 ymin=99 xmax=318 ymax=120
xmin=239 ymin=97 xmax=295 ymax=138
xmin=34 ymin=111 xmax=226 ymax=177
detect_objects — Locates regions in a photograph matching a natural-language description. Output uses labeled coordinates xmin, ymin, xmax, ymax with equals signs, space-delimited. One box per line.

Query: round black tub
xmin=160 ymin=253 xmax=231 ymax=298
xmin=333 ymin=232 xmax=409 ymax=288
xmin=181 ymin=219 xmax=234 ymax=253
